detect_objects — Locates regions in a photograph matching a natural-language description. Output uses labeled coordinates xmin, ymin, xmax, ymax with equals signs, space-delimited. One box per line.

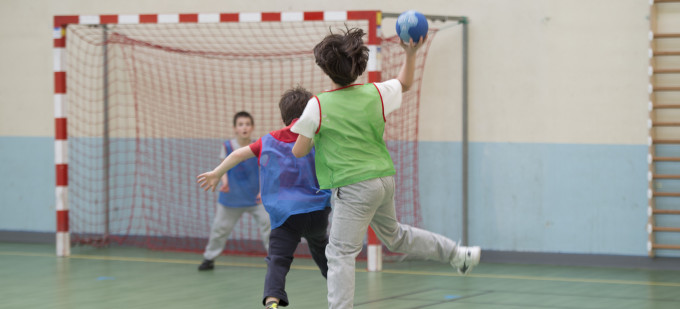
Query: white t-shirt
xmin=291 ymin=79 xmax=403 ymax=138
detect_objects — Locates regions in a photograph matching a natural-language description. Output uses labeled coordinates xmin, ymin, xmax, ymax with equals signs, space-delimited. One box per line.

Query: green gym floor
xmin=1 ymin=243 xmax=679 ymax=309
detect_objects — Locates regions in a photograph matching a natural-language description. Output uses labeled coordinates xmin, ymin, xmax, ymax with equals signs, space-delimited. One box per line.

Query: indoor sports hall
xmin=1 ymin=1 xmax=679 ymax=308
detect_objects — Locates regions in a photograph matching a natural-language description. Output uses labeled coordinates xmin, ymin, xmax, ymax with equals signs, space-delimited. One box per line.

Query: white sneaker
xmin=451 ymin=245 xmax=480 ymax=275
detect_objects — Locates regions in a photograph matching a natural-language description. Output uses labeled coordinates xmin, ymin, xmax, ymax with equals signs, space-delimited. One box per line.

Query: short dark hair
xmin=233 ymin=111 xmax=254 ymax=127
xmin=313 ymin=27 xmax=369 ymax=87
xmin=279 ymin=86 xmax=313 ymax=126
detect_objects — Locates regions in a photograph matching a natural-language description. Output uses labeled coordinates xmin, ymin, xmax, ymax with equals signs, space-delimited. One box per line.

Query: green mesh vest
xmin=313 ymin=84 xmax=396 ymax=189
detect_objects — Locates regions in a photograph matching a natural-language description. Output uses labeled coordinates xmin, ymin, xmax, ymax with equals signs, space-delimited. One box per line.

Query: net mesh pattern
xmin=65 ymin=20 xmax=436 ymax=255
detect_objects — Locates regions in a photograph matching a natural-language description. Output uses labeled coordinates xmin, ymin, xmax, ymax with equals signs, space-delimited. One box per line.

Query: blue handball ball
xmin=396 ymin=10 xmax=428 ymax=44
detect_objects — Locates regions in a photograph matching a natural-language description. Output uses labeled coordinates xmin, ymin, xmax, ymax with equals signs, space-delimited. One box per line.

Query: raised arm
xmin=197 ymin=146 xmax=255 ymax=192
xmin=397 ymin=36 xmax=427 ymax=92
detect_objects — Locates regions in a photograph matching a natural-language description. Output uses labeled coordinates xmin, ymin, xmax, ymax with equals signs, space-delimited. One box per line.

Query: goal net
xmin=61 ymin=12 xmax=437 ymax=255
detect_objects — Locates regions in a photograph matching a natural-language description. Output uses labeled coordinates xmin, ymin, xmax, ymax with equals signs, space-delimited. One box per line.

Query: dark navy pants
xmin=263 ymin=207 xmax=331 ymax=306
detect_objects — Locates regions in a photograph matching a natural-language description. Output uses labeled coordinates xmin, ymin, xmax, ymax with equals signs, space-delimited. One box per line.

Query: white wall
xmin=0 ymin=0 xmax=656 ymax=255
xmin=0 ymin=0 xmax=649 ymax=144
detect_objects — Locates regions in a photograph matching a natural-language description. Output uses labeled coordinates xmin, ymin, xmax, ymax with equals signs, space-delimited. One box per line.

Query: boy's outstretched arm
xmin=197 ymin=146 xmax=255 ymax=192
xmin=397 ymin=36 xmax=427 ymax=92
xmin=292 ymin=135 xmax=313 ymax=158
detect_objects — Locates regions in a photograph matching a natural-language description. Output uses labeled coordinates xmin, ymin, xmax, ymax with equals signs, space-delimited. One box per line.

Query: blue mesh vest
xmin=218 ymin=140 xmax=260 ymax=207
xmin=259 ymin=134 xmax=330 ymax=229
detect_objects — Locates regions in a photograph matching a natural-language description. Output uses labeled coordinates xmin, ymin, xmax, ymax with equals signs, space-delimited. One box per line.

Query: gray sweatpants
xmin=326 ymin=176 xmax=458 ymax=309
xmin=203 ymin=203 xmax=270 ymax=261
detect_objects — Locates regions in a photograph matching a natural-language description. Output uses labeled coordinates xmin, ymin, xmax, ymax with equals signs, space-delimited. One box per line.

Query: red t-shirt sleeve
xmin=249 ymin=138 xmax=262 ymax=159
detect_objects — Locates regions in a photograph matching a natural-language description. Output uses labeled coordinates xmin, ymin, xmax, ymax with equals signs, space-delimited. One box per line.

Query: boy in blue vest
xmin=198 ymin=87 xmax=332 ymax=309
xmin=291 ymin=28 xmax=481 ymax=308
xmin=198 ymin=111 xmax=271 ymax=271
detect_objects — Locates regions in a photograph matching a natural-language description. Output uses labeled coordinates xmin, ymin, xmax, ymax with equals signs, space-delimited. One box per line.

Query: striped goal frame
xmin=52 ymin=10 xmax=386 ymax=269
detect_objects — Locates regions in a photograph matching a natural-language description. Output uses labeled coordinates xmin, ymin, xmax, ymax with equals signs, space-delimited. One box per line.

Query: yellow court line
xmin=68 ymin=254 xmax=323 ymax=271
xmin=0 ymin=251 xmax=317 ymax=270
xmin=2 ymin=251 xmax=680 ymax=287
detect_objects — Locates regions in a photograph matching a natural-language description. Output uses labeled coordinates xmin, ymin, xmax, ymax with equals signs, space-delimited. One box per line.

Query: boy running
xmin=291 ymin=28 xmax=481 ymax=309
xmin=198 ymin=88 xmax=332 ymax=309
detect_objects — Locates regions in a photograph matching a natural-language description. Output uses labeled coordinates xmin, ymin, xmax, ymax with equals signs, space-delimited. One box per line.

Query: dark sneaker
xmin=451 ymin=245 xmax=480 ymax=275
xmin=198 ymin=259 xmax=214 ymax=271
xmin=265 ymin=301 xmax=279 ymax=309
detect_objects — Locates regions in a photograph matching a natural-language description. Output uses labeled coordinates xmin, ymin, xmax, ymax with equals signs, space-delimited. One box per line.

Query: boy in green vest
xmin=291 ymin=28 xmax=481 ymax=309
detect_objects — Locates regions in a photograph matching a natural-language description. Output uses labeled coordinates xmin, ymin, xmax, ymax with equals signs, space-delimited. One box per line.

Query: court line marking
xmin=380 ymin=269 xmax=680 ymax=287
xmin=2 ymin=251 xmax=680 ymax=288
xmin=355 ymin=289 xmax=493 ymax=308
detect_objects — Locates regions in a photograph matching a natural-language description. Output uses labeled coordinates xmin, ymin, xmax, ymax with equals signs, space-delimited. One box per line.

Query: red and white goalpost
xmin=53 ymin=11 xmax=435 ymax=271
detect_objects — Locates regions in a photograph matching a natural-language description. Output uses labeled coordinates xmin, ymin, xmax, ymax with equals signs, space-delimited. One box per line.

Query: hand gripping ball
xmin=396 ymin=10 xmax=428 ymax=44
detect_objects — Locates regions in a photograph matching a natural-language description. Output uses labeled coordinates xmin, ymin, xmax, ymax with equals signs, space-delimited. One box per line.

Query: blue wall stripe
xmin=0 ymin=137 xmax=56 ymax=231
xmin=1 ymin=136 xmax=671 ymax=256
xmin=419 ymin=141 xmax=652 ymax=256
